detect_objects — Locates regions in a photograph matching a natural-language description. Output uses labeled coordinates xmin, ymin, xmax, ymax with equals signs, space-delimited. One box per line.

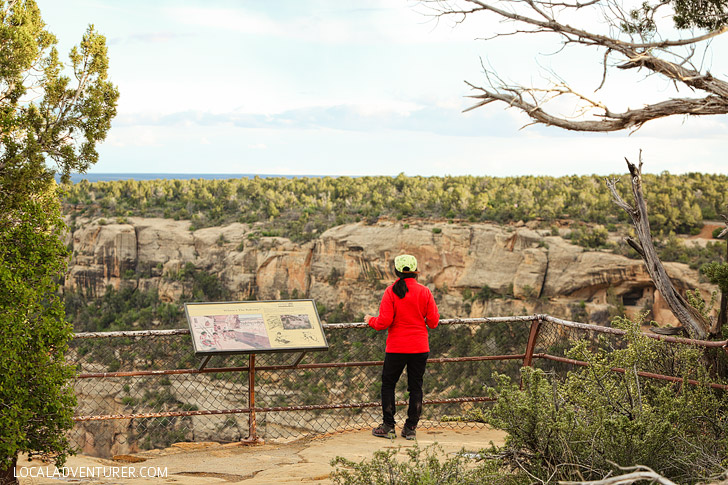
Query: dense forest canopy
xmin=62 ymin=172 xmax=728 ymax=241
xmin=61 ymin=172 xmax=727 ymax=335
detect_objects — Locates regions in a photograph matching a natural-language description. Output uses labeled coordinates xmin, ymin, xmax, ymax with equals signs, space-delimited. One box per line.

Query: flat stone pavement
xmin=15 ymin=426 xmax=506 ymax=484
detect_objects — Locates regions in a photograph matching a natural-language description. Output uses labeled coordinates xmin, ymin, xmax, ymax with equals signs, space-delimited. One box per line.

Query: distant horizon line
xmin=57 ymin=170 xmax=727 ymax=184
xmin=58 ymin=172 xmax=331 ymax=183
xmin=68 ymin=172 xmax=329 ymax=176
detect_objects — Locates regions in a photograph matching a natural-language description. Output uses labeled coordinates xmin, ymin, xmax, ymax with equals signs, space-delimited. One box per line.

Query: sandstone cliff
xmin=64 ymin=217 xmax=716 ymax=326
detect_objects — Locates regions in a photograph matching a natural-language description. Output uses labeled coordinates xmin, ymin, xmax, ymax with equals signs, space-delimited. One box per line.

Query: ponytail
xmin=392 ymin=270 xmax=417 ymax=299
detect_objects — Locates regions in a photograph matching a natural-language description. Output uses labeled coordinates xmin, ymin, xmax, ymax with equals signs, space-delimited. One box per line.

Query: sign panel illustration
xmin=184 ymin=300 xmax=328 ymax=355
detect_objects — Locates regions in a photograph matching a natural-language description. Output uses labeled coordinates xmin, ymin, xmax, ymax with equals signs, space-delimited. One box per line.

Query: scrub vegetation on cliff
xmin=59 ymin=172 xmax=728 ymax=335
xmin=62 ymin=172 xmax=727 ymax=242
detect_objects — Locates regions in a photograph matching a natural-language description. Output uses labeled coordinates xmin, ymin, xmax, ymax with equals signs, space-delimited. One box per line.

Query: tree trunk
xmin=716 ymin=223 xmax=728 ymax=335
xmin=0 ymin=455 xmax=18 ymax=485
xmin=607 ymin=156 xmax=711 ymax=339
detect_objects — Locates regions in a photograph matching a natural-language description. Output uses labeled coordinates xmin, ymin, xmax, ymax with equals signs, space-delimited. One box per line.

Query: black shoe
xmin=401 ymin=425 xmax=416 ymax=440
xmin=372 ymin=423 xmax=396 ymax=439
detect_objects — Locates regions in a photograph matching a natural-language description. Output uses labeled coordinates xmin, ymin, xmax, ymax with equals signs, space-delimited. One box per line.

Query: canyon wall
xmin=65 ymin=216 xmax=720 ymax=456
xmin=64 ymin=217 xmax=715 ymax=326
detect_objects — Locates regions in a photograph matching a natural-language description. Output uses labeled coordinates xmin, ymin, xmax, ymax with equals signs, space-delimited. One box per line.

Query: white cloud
xmin=166 ymin=7 xmax=284 ymax=37
xmin=37 ymin=0 xmax=728 ymax=177
xmin=104 ymin=128 xmax=162 ymax=148
xmin=107 ymin=101 xmax=728 ymax=148
xmin=164 ymin=2 xmax=490 ymax=45
xmin=109 ymin=31 xmax=193 ymax=45
xmin=94 ymin=119 xmax=728 ymax=177
xmin=634 ymin=115 xmax=728 ymax=139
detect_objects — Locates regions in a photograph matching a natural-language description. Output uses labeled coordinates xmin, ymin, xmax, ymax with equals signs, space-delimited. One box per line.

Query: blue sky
xmin=37 ymin=0 xmax=728 ymax=177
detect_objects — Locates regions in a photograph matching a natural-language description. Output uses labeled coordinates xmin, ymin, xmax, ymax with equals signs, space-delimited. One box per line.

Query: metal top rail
xmin=72 ymin=314 xmax=728 ymax=349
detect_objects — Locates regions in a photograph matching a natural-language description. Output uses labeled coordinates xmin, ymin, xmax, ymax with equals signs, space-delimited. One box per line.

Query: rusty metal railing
xmin=68 ymin=315 xmax=728 ymax=456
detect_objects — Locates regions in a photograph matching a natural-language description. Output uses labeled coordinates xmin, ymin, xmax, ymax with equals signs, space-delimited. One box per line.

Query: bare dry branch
xmin=462 ymin=0 xmax=728 ymax=49
xmin=607 ymin=156 xmax=712 ymax=338
xmin=596 ymin=48 xmax=611 ymax=91
xmin=543 ymin=0 xmax=602 ymax=7
xmin=625 ymin=237 xmax=645 ymax=258
xmin=559 ymin=467 xmax=679 ymax=484
xmin=718 ymin=214 xmax=728 ymax=239
xmin=605 ymin=177 xmax=636 ymax=215
xmin=428 ymin=0 xmax=728 ymax=131
xmin=466 ymin=80 xmax=728 ymax=131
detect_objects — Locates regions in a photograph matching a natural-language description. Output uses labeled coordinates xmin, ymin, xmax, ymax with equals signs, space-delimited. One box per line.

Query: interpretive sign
xmin=184 ymin=299 xmax=328 ymax=355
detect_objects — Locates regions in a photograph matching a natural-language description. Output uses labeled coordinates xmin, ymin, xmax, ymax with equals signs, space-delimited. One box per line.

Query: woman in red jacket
xmin=364 ymin=254 xmax=440 ymax=440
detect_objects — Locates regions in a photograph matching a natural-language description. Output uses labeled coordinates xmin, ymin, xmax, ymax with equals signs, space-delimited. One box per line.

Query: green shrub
xmin=569 ymin=300 xmax=588 ymax=322
xmin=65 ymin=286 xmax=184 ymax=333
xmin=473 ymin=285 xmax=497 ymax=302
xmin=569 ymin=224 xmax=609 ymax=248
xmin=653 ymin=234 xmax=726 ymax=269
xmin=702 ymin=261 xmax=728 ymax=293
xmin=121 ymin=269 xmax=137 ymax=280
xmin=520 ymin=284 xmax=536 ymax=299
xmin=329 ymin=268 xmax=342 ymax=286
xmin=481 ymin=318 xmax=728 ymax=483
xmin=330 ymin=444 xmax=527 ymax=485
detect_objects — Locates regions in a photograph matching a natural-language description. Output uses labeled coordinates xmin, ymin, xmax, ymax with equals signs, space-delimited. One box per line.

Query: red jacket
xmin=368 ymin=278 xmax=440 ymax=353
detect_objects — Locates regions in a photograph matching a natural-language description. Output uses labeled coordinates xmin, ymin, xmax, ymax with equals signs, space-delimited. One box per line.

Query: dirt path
xmin=689 ymin=222 xmax=723 ymax=240
xmin=16 ymin=426 xmax=506 ymax=484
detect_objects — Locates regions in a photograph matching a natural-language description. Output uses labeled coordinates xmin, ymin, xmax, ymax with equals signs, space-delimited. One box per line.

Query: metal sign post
xmin=183 ymin=299 xmax=329 ymax=444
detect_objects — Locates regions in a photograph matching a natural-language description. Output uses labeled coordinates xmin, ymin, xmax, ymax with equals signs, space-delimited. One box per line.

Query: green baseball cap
xmin=394 ymin=254 xmax=418 ymax=273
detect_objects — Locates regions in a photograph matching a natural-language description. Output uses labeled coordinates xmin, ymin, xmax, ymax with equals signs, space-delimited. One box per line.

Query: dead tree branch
xmin=606 ymin=155 xmax=712 ymax=338
xmin=716 ymin=214 xmax=728 ymax=333
xmin=427 ymin=0 xmax=728 ymax=131
xmin=559 ymin=464 xmax=679 ymax=484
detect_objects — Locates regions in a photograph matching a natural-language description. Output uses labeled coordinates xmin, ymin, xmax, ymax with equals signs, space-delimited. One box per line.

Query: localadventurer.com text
xmin=14 ymin=466 xmax=168 ymax=479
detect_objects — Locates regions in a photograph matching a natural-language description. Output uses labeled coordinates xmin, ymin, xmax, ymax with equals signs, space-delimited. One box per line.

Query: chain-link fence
xmin=532 ymin=315 xmax=728 ymax=383
xmin=68 ymin=315 xmax=728 ymax=458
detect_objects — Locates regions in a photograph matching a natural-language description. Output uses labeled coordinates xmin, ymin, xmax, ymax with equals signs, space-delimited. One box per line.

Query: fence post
xmin=523 ymin=317 xmax=542 ymax=368
xmin=242 ymin=353 xmax=262 ymax=444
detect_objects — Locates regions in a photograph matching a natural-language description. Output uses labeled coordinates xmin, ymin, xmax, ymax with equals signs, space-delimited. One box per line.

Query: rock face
xmin=65 ymin=216 xmax=719 ymax=457
xmin=64 ymin=217 xmax=717 ymax=326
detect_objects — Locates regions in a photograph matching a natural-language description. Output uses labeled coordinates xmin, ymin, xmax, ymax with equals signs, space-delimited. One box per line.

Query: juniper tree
xmin=0 ymin=1 xmax=118 ymax=482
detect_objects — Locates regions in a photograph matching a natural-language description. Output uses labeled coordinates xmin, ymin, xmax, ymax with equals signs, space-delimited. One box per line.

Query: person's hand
xmin=364 ymin=314 xmax=373 ymax=324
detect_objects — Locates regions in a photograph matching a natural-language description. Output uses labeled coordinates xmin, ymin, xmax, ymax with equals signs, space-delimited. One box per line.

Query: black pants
xmin=381 ymin=352 xmax=429 ymax=429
